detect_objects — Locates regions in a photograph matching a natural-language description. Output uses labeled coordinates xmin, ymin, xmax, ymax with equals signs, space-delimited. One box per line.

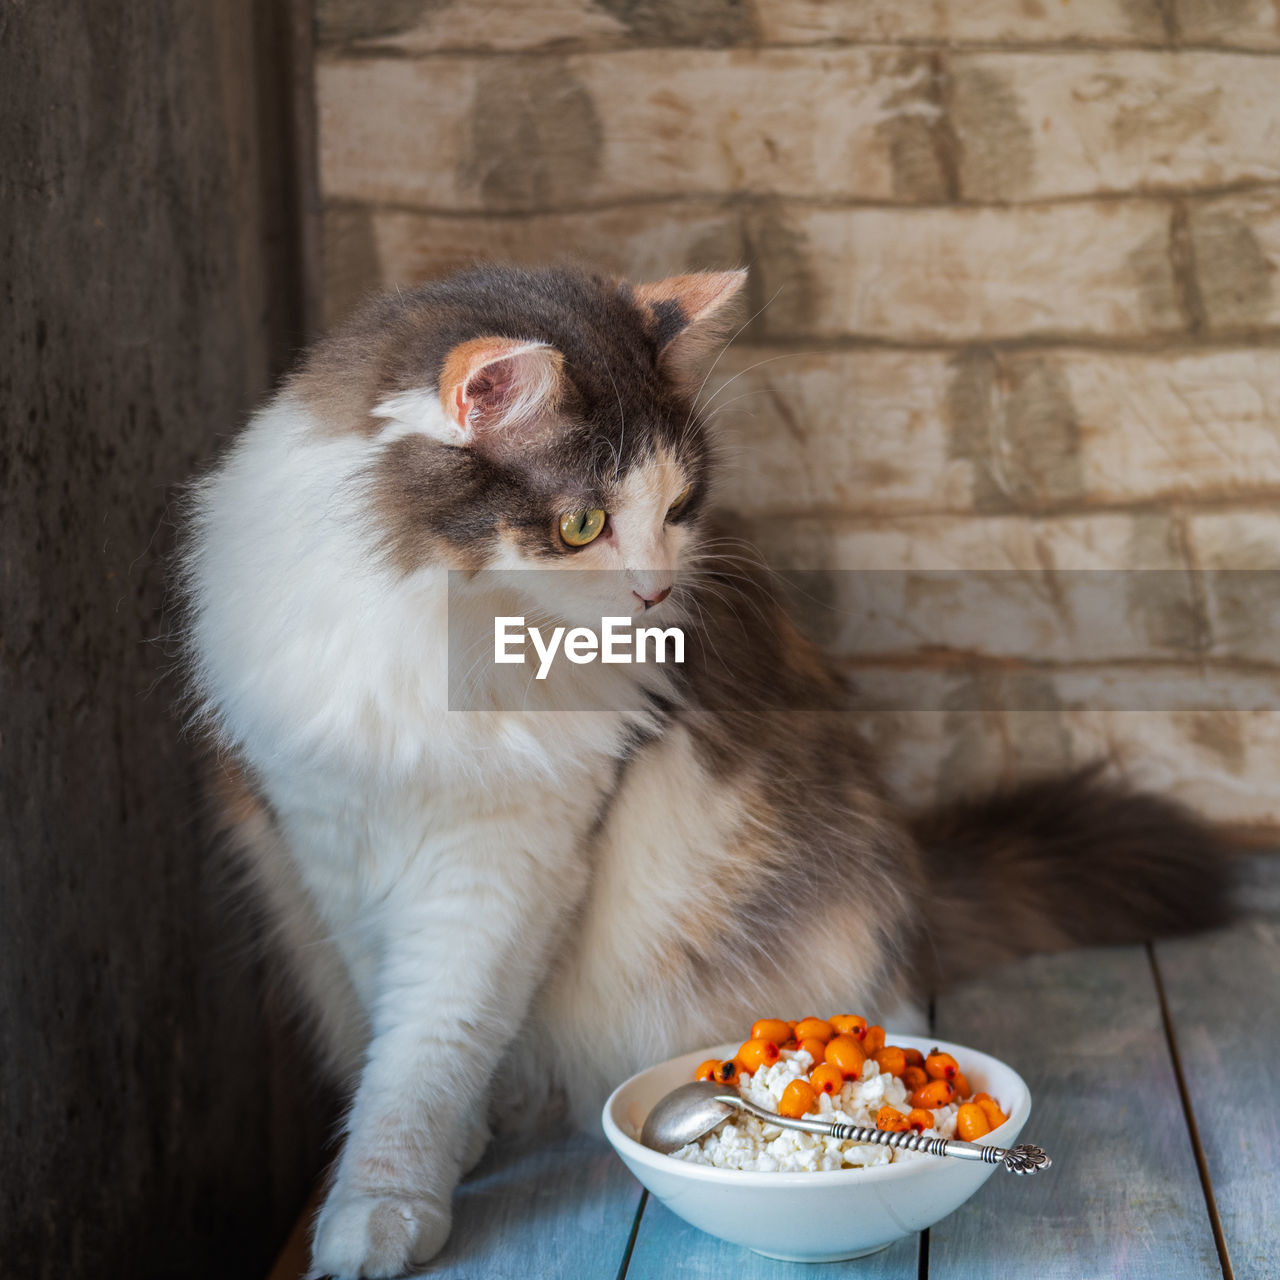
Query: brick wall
xmin=314 ymin=0 xmax=1280 ymax=834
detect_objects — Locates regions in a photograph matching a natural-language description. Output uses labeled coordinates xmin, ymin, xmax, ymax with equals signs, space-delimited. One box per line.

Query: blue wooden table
xmin=273 ymin=854 xmax=1279 ymax=1280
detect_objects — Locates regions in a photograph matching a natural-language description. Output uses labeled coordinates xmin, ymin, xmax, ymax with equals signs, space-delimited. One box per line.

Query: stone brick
xmin=322 ymin=213 xmax=1280 ymax=507
xmin=313 ymin=0 xmax=1214 ymax=54
xmin=320 ymin=202 xmax=746 ymax=326
xmin=1188 ymin=510 xmax=1280 ymax=664
xmin=1176 ymin=0 xmax=1280 ymax=50
xmin=1188 ymin=189 xmax=1280 ymax=332
xmin=1064 ymin=707 xmax=1280 ymax=827
xmin=706 ymin=350 xmax=969 ymax=516
xmin=856 ymin=705 xmax=1280 ymax=828
xmin=704 ymin=347 xmax=1280 ymax=517
xmin=951 ymin=52 xmax=1280 ymax=201
xmin=749 ymin=201 xmax=1182 ymax=340
xmin=1059 ymin=349 xmax=1280 ymax=502
xmin=743 ymin=512 xmax=1201 ymax=663
xmin=318 ymin=49 xmax=950 ymax=209
xmin=316 ymin=0 xmax=627 ymax=51
xmin=757 ymin=0 xmax=1168 ymax=44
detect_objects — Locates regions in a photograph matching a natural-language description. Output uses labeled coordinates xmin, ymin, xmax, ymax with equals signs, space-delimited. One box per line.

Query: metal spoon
xmin=640 ymin=1080 xmax=1052 ymax=1174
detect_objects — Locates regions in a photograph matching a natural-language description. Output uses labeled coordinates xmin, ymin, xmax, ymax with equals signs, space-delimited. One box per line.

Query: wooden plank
xmin=1154 ymin=853 xmax=1280 ymax=1280
xmin=930 ymin=946 xmax=1222 ymax=1278
xmin=267 ymin=1135 xmax=643 ymax=1279
xmin=427 ymin=1133 xmax=643 ymax=1280
xmin=624 ymin=1196 xmax=920 ymax=1279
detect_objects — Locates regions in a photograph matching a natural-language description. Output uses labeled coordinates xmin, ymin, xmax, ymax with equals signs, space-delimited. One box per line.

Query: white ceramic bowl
xmin=602 ymin=1033 xmax=1031 ymax=1262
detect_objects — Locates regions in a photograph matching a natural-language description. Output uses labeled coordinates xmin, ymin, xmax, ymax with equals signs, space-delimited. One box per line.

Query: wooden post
xmin=0 ymin=2 xmax=330 ymax=1275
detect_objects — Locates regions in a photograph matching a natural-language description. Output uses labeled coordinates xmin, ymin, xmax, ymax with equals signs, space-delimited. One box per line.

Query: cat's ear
xmin=632 ymin=270 xmax=749 ymax=398
xmin=373 ymin=337 xmax=563 ymax=447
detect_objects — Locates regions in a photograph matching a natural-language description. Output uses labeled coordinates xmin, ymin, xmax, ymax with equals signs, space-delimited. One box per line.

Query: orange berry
xmin=797 ymin=1036 xmax=828 ymax=1063
xmin=794 ymin=1017 xmax=834 ymax=1044
xmin=694 ymin=1059 xmax=720 ymax=1082
xmin=875 ymin=1105 xmax=911 ymax=1133
xmin=907 ymin=1108 xmax=935 ymax=1133
xmin=955 ymin=1103 xmax=991 ymax=1141
xmin=809 ymin=1063 xmax=844 ymax=1096
xmin=779 ymin=1079 xmax=818 ymax=1119
xmin=862 ymin=1025 xmax=886 ymax=1052
xmin=911 ymin=1079 xmax=957 ymax=1109
xmin=902 ymin=1065 xmax=929 ymax=1092
xmin=902 ymin=1047 xmax=925 ymax=1068
xmin=873 ymin=1046 xmax=908 ymax=1078
xmin=828 ymin=1015 xmax=867 ymax=1038
xmin=925 ymin=1051 xmax=959 ymax=1081
xmin=824 ymin=1034 xmax=867 ymax=1079
xmin=978 ymin=1098 xmax=1008 ymax=1130
xmin=736 ymin=1038 xmax=781 ymax=1075
xmin=972 ymin=1091 xmax=994 ymax=1105
xmin=750 ymin=1018 xmax=793 ymax=1046
xmin=952 ymin=1071 xmax=972 ymax=1098
xmin=714 ymin=1059 xmax=740 ymax=1086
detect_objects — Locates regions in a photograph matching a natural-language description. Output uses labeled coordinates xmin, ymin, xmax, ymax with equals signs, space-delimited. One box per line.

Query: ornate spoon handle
xmin=718 ymin=1094 xmax=1052 ymax=1175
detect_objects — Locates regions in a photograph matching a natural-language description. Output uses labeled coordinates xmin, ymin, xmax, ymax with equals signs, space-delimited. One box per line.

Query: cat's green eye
xmin=559 ymin=508 xmax=606 ymax=547
xmin=668 ymin=483 xmax=693 ymax=514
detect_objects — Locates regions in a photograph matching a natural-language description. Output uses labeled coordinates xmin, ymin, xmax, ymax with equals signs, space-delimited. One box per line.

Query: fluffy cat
xmin=180 ymin=265 xmax=1229 ymax=1279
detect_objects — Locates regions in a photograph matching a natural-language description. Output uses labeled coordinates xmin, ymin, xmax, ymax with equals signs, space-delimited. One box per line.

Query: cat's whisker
xmin=603 ymin=359 xmax=626 ymax=479
xmin=694 ymin=348 xmax=819 ymax=418
xmin=682 ymin=284 xmax=785 ymax=435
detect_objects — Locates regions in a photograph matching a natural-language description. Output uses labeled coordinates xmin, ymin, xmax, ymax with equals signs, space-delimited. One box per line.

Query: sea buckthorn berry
xmin=736 ymin=1038 xmax=781 ymax=1075
xmin=714 ymin=1059 xmax=740 ymax=1086
xmin=972 ymin=1091 xmax=994 ymax=1105
xmin=978 ymin=1098 xmax=1008 ymax=1129
xmin=911 ymin=1079 xmax=957 ymax=1109
xmin=902 ymin=1065 xmax=929 ymax=1091
xmin=798 ymin=1036 xmax=828 ymax=1063
xmin=694 ymin=1059 xmax=720 ymax=1082
xmin=794 ymin=1017 xmax=834 ymax=1044
xmin=907 ymin=1108 xmax=935 ymax=1133
xmin=863 ymin=1025 xmax=886 ymax=1052
xmin=951 ymin=1071 xmax=972 ymax=1098
xmin=873 ymin=1046 xmax=908 ymax=1077
xmin=955 ymin=1103 xmax=991 ymax=1141
xmin=751 ymin=1018 xmax=793 ymax=1046
xmin=824 ymin=1034 xmax=866 ymax=1079
xmin=876 ymin=1106 xmax=911 ymax=1133
xmin=925 ymin=1051 xmax=959 ymax=1081
xmin=810 ymin=1063 xmax=844 ymax=1095
xmin=779 ymin=1079 xmax=818 ymax=1119
xmin=829 ymin=1015 xmax=867 ymax=1037
xmin=902 ymin=1047 xmax=925 ymax=1068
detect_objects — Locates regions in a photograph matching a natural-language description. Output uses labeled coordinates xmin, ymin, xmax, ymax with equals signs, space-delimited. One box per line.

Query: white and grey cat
xmin=180 ymin=266 xmax=1227 ymax=1279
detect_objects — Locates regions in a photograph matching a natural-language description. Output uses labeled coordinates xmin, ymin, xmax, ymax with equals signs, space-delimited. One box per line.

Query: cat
xmin=179 ymin=265 xmax=1230 ymax=1279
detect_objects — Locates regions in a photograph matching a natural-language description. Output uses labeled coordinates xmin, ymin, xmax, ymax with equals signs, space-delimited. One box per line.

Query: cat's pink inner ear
xmin=632 ymin=270 xmax=749 ymax=396
xmin=439 ymin=337 xmax=564 ymax=441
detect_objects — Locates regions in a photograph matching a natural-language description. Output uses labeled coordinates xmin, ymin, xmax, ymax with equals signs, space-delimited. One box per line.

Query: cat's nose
xmin=634 ymin=587 xmax=671 ymax=609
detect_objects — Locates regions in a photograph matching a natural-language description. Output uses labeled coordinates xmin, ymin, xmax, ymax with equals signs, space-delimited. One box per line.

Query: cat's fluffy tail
xmin=912 ymin=765 xmax=1236 ymax=984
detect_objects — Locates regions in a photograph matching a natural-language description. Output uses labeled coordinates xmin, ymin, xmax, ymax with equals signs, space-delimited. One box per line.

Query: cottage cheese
xmin=673 ymin=1049 xmax=961 ymax=1172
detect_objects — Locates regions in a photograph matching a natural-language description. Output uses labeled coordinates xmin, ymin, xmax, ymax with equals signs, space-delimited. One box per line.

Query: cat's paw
xmin=311 ymin=1189 xmax=451 ymax=1279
